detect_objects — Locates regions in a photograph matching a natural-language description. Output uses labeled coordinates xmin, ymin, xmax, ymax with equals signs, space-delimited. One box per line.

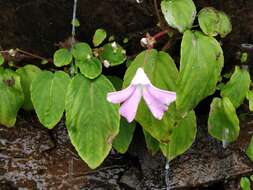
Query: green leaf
xmin=0 ymin=68 xmax=24 ymax=127
xmin=198 ymin=8 xmax=232 ymax=38
xmin=0 ymin=53 xmax=4 ymax=65
xmin=250 ymin=175 xmax=253 ymax=182
xmin=176 ymin=30 xmax=224 ymax=113
xmin=100 ymin=42 xmax=127 ymax=67
xmin=241 ymin=52 xmax=248 ymax=64
xmin=71 ymin=18 xmax=80 ymax=27
xmin=93 ymin=28 xmax=107 ymax=47
xmin=160 ymin=110 xmax=196 ymax=161
xmin=71 ymin=42 xmax=92 ymax=60
xmin=31 ymin=71 xmax=70 ymax=129
xmin=208 ymin=97 xmax=239 ymax=142
xmin=143 ymin=129 xmax=160 ymax=155
xmin=246 ymin=135 xmax=253 ymax=161
xmin=76 ymin=57 xmax=102 ymax=79
xmin=221 ymin=67 xmax=251 ymax=108
xmin=161 ymin=0 xmax=196 ymax=33
xmin=113 ymin=118 xmax=135 ymax=154
xmin=16 ymin=65 xmax=41 ymax=110
xmin=53 ymin=48 xmax=73 ymax=67
xmin=240 ymin=177 xmax=251 ymax=190
xmin=218 ymin=11 xmax=232 ymax=38
xmin=65 ymin=74 xmax=120 ymax=169
xmin=123 ymin=50 xmax=179 ymax=142
xmin=106 ymin=75 xmax=123 ymax=91
xmin=247 ymin=90 xmax=253 ymax=111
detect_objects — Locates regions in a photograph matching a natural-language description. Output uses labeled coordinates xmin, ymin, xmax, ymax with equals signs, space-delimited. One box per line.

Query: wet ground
xmin=0 ymin=115 xmax=253 ymax=190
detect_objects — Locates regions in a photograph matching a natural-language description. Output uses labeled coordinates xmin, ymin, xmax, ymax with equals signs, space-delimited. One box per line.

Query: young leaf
xmin=247 ymin=90 xmax=253 ymax=111
xmin=113 ymin=118 xmax=135 ymax=154
xmin=221 ymin=67 xmax=251 ymax=108
xmin=160 ymin=110 xmax=196 ymax=161
xmin=100 ymin=42 xmax=126 ymax=67
xmin=208 ymin=97 xmax=240 ymax=142
xmin=16 ymin=65 xmax=41 ymax=110
xmin=65 ymin=74 xmax=120 ymax=169
xmin=0 ymin=53 xmax=4 ymax=65
xmin=123 ymin=50 xmax=179 ymax=142
xmin=176 ymin=30 xmax=224 ymax=113
xmin=31 ymin=71 xmax=70 ymax=129
xmin=76 ymin=57 xmax=102 ymax=79
xmin=218 ymin=11 xmax=232 ymax=38
xmin=246 ymin=135 xmax=253 ymax=161
xmin=71 ymin=18 xmax=80 ymax=27
xmin=161 ymin=0 xmax=196 ymax=33
xmin=143 ymin=129 xmax=160 ymax=155
xmin=53 ymin=48 xmax=73 ymax=67
xmin=240 ymin=177 xmax=251 ymax=190
xmin=93 ymin=28 xmax=107 ymax=47
xmin=71 ymin=42 xmax=92 ymax=61
xmin=0 ymin=68 xmax=24 ymax=127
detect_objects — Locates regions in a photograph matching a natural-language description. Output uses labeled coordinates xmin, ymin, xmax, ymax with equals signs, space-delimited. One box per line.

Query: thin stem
xmin=153 ymin=0 xmax=163 ymax=27
xmin=71 ymin=0 xmax=78 ymax=47
xmin=16 ymin=48 xmax=50 ymax=62
xmin=153 ymin=29 xmax=170 ymax=40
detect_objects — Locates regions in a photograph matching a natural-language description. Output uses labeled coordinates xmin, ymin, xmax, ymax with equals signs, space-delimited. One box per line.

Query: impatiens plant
xmin=0 ymin=0 xmax=252 ymax=172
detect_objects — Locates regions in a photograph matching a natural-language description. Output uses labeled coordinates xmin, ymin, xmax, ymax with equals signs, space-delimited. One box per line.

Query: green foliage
xmin=76 ymin=57 xmax=102 ymax=79
xmin=0 ymin=53 xmax=4 ymax=65
xmin=246 ymin=135 xmax=253 ymax=161
xmin=71 ymin=42 xmax=92 ymax=60
xmin=208 ymin=97 xmax=239 ymax=142
xmin=160 ymin=110 xmax=196 ymax=161
xmin=113 ymin=118 xmax=136 ymax=154
xmin=31 ymin=71 xmax=70 ymax=129
xmin=100 ymin=43 xmax=127 ymax=67
xmin=0 ymin=68 xmax=24 ymax=127
xmin=123 ymin=50 xmax=179 ymax=142
xmin=71 ymin=18 xmax=80 ymax=27
xmin=198 ymin=7 xmax=232 ymax=37
xmin=247 ymin=90 xmax=253 ymax=111
xmin=143 ymin=129 xmax=160 ymax=155
xmin=53 ymin=48 xmax=73 ymax=67
xmin=16 ymin=65 xmax=41 ymax=110
xmin=241 ymin=52 xmax=248 ymax=63
xmin=93 ymin=28 xmax=107 ymax=47
xmin=65 ymin=74 xmax=120 ymax=169
xmin=240 ymin=177 xmax=251 ymax=190
xmin=221 ymin=67 xmax=251 ymax=108
xmin=176 ymin=30 xmax=224 ymax=113
xmin=161 ymin=0 xmax=196 ymax=33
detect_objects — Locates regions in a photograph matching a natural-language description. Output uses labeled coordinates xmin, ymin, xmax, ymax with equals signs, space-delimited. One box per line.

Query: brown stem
xmin=153 ymin=0 xmax=163 ymax=27
xmin=16 ymin=48 xmax=52 ymax=63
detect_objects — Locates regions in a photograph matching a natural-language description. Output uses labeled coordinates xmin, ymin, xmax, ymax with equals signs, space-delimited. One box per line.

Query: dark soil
xmin=0 ymin=0 xmax=253 ymax=189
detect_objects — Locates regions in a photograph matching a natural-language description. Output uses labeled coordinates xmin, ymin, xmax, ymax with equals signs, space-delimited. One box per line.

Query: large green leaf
xmin=31 ymin=71 xmax=70 ymax=129
xmin=16 ymin=65 xmax=41 ymax=110
xmin=246 ymin=135 xmax=253 ymax=161
xmin=0 ymin=68 xmax=24 ymax=127
xmin=113 ymin=118 xmax=135 ymax=154
xmin=240 ymin=177 xmax=251 ymax=190
xmin=161 ymin=0 xmax=196 ymax=33
xmin=176 ymin=30 xmax=224 ymax=113
xmin=65 ymin=74 xmax=120 ymax=169
xmin=123 ymin=50 xmax=178 ymax=142
xmin=221 ymin=67 xmax=251 ymax=108
xmin=208 ymin=97 xmax=239 ymax=142
xmin=160 ymin=110 xmax=196 ymax=161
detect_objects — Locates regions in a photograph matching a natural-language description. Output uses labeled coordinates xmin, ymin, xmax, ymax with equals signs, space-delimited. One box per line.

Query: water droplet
xmin=136 ymin=0 xmax=144 ymax=3
xmin=103 ymin=60 xmax=110 ymax=68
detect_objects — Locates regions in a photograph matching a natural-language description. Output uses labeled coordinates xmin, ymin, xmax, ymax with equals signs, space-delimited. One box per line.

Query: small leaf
xmin=208 ymin=97 xmax=240 ymax=142
xmin=53 ymin=48 xmax=73 ymax=67
xmin=241 ymin=52 xmax=248 ymax=63
xmin=0 ymin=68 xmax=24 ymax=127
xmin=93 ymin=29 xmax=107 ymax=47
xmin=31 ymin=71 xmax=70 ymax=129
xmin=76 ymin=57 xmax=102 ymax=79
xmin=247 ymin=90 xmax=253 ymax=111
xmin=221 ymin=67 xmax=251 ymax=108
xmin=123 ymin=50 xmax=178 ymax=142
xmin=246 ymin=135 xmax=253 ymax=161
xmin=250 ymin=175 xmax=253 ymax=182
xmin=65 ymin=74 xmax=120 ymax=169
xmin=16 ymin=65 xmax=41 ymax=110
xmin=240 ymin=177 xmax=251 ymax=190
xmin=100 ymin=42 xmax=127 ymax=66
xmin=71 ymin=42 xmax=92 ymax=60
xmin=71 ymin=18 xmax=80 ymax=27
xmin=218 ymin=11 xmax=232 ymax=38
xmin=176 ymin=30 xmax=224 ymax=113
xmin=143 ymin=129 xmax=160 ymax=155
xmin=41 ymin=59 xmax=48 ymax=65
xmin=113 ymin=118 xmax=135 ymax=154
xmin=161 ymin=0 xmax=196 ymax=33
xmin=160 ymin=110 xmax=196 ymax=161
xmin=0 ymin=53 xmax=4 ymax=65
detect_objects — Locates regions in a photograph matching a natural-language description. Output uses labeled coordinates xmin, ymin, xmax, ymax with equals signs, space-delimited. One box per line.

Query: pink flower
xmin=107 ymin=68 xmax=176 ymax=122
